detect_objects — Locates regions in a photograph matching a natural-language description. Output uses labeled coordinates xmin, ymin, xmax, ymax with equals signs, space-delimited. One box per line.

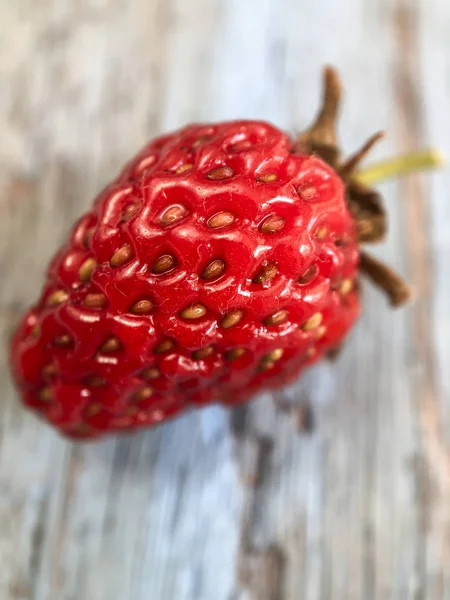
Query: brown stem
xmin=292 ymin=67 xmax=444 ymax=310
xmin=309 ymin=66 xmax=342 ymax=147
xmin=340 ymin=132 xmax=385 ymax=180
xmin=295 ymin=66 xmax=342 ymax=165
xmin=359 ymin=251 xmax=412 ymax=307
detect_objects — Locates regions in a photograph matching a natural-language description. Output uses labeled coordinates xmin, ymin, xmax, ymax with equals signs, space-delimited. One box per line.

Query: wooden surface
xmin=1 ymin=0 xmax=449 ymax=598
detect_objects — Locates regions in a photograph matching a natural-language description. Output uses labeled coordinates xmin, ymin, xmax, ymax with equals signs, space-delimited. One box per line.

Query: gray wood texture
xmin=1 ymin=0 xmax=449 ymax=598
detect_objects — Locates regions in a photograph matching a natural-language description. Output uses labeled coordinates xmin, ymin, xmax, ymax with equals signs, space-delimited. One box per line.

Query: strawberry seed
xmin=160 ymin=204 xmax=189 ymax=226
xmin=206 ymin=166 xmax=234 ymax=180
xmin=259 ymin=215 xmax=285 ymax=234
xmin=257 ymin=173 xmax=278 ymax=183
xmin=141 ymin=367 xmax=160 ymax=380
xmin=47 ymin=290 xmax=68 ymax=307
xmin=110 ymin=244 xmax=133 ymax=268
xmin=225 ymin=348 xmax=246 ymax=361
xmin=54 ymin=334 xmax=74 ymax=347
xmin=130 ymin=299 xmax=154 ymax=315
xmin=152 ymin=254 xmax=176 ymax=274
xmin=154 ymin=339 xmax=175 ymax=354
xmin=253 ymin=263 xmax=278 ymax=284
xmin=207 ymin=212 xmax=235 ymax=229
xmin=263 ymin=309 xmax=289 ymax=326
xmin=201 ymin=259 xmax=225 ymax=280
xmin=298 ymin=264 xmax=318 ymax=284
xmin=180 ymin=303 xmax=207 ymax=320
xmin=99 ymin=337 xmax=122 ymax=353
xmin=221 ymin=309 xmax=244 ymax=329
xmin=192 ymin=346 xmax=214 ymax=360
xmin=79 ymin=258 xmax=97 ymax=283
xmin=84 ymin=293 xmax=107 ymax=309
xmin=302 ymin=313 xmax=323 ymax=331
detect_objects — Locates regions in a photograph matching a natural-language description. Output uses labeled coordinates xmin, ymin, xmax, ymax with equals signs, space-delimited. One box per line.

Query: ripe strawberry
xmin=10 ymin=68 xmax=411 ymax=439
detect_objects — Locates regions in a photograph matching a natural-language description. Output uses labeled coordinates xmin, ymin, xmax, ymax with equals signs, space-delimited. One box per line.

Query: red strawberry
xmin=10 ymin=68 xmax=411 ymax=440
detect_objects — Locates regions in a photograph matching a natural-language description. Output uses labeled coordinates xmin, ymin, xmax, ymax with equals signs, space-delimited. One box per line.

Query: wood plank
xmin=0 ymin=0 xmax=449 ymax=599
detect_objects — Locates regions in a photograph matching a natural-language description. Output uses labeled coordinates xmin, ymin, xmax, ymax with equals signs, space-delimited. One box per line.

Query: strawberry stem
xmin=359 ymin=251 xmax=413 ymax=307
xmin=297 ymin=67 xmax=445 ymax=308
xmin=355 ymin=149 xmax=445 ymax=186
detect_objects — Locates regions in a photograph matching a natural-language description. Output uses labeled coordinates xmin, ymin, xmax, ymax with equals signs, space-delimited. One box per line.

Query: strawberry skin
xmin=11 ymin=119 xmax=361 ymax=439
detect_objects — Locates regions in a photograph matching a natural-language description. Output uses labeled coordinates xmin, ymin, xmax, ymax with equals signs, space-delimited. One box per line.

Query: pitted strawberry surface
xmin=10 ymin=68 xmax=410 ymax=439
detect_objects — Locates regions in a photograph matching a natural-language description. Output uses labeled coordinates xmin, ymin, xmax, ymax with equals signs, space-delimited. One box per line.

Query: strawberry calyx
xmin=295 ymin=66 xmax=444 ymax=307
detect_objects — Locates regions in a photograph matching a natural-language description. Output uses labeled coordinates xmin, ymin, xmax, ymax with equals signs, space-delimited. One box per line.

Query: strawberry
xmin=10 ymin=67 xmax=413 ymax=440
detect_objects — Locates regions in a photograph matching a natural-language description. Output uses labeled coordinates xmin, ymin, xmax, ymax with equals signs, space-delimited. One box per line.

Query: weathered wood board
xmin=1 ymin=0 xmax=449 ymax=598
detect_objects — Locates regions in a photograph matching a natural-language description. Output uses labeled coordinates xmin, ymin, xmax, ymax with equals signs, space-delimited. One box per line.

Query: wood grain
xmin=0 ymin=0 xmax=449 ymax=599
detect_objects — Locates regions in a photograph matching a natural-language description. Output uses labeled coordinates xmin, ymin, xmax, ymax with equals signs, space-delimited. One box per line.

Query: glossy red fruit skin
xmin=11 ymin=120 xmax=359 ymax=439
